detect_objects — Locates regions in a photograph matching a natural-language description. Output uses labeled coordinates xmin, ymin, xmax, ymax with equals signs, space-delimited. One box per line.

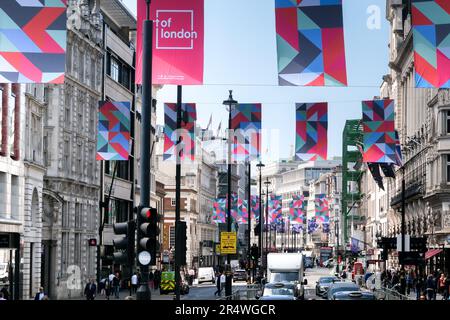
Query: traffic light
xmin=112 ymin=220 xmax=135 ymax=265
xmin=250 ymin=245 xmax=258 ymax=261
xmin=138 ymin=207 xmax=160 ymax=266
xmin=175 ymin=221 xmax=187 ymax=266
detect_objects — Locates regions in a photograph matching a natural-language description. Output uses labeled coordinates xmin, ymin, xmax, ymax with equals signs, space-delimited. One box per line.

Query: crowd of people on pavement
xmin=381 ymin=268 xmax=450 ymax=300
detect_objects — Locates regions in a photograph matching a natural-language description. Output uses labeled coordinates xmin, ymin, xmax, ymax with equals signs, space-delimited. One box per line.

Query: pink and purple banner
xmin=136 ymin=0 xmax=204 ymax=85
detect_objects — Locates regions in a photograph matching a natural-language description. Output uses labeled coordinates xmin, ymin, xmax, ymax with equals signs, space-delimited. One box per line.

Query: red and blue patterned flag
xmin=269 ymin=194 xmax=283 ymax=224
xmin=296 ymin=103 xmax=328 ymax=161
xmin=289 ymin=194 xmax=305 ymax=224
xmin=251 ymin=195 xmax=260 ymax=222
xmin=96 ymin=101 xmax=131 ymax=161
xmin=230 ymin=104 xmax=262 ymax=163
xmin=362 ymin=99 xmax=396 ymax=164
xmin=314 ymin=194 xmax=329 ymax=224
xmin=163 ymin=103 xmax=197 ymax=162
xmin=212 ymin=198 xmax=226 ymax=224
xmin=0 ymin=1 xmax=67 ymax=83
xmin=412 ymin=0 xmax=450 ymax=88
xmin=275 ymin=0 xmax=347 ymax=86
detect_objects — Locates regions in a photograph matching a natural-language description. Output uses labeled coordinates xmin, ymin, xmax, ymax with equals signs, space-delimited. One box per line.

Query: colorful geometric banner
xmin=237 ymin=199 xmax=249 ymax=224
xmin=291 ymin=223 xmax=303 ymax=234
xmin=230 ymin=104 xmax=262 ymax=163
xmin=269 ymin=194 xmax=283 ymax=224
xmin=411 ymin=0 xmax=450 ymax=88
xmin=0 ymin=1 xmax=67 ymax=83
xmin=212 ymin=198 xmax=226 ymax=224
xmin=136 ymin=0 xmax=204 ymax=85
xmin=96 ymin=101 xmax=131 ymax=161
xmin=362 ymin=99 xmax=396 ymax=164
xmin=295 ymin=103 xmax=328 ymax=161
xmin=275 ymin=0 xmax=347 ymax=86
xmin=307 ymin=217 xmax=319 ymax=234
xmin=289 ymin=194 xmax=305 ymax=224
xmin=250 ymin=195 xmax=260 ymax=222
xmin=163 ymin=103 xmax=197 ymax=162
xmin=314 ymin=194 xmax=329 ymax=224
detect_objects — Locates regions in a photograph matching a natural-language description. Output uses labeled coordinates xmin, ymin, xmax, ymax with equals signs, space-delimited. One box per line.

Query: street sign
xmin=220 ymin=232 xmax=237 ymax=254
xmin=215 ymin=244 xmax=221 ymax=255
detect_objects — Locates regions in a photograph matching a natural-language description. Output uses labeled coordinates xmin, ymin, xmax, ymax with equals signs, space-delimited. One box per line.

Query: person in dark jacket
xmin=34 ymin=287 xmax=46 ymax=300
xmin=0 ymin=286 xmax=9 ymax=300
xmin=112 ymin=273 xmax=120 ymax=299
xmin=84 ymin=279 xmax=97 ymax=300
xmin=426 ymin=275 xmax=436 ymax=300
xmin=415 ymin=275 xmax=425 ymax=300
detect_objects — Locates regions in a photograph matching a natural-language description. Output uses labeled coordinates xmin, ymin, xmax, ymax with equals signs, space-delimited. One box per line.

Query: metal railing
xmin=216 ymin=284 xmax=262 ymax=301
xmin=373 ymin=287 xmax=413 ymax=300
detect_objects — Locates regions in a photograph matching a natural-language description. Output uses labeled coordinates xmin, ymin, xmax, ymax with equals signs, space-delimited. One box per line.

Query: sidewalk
xmin=69 ymin=288 xmax=174 ymax=301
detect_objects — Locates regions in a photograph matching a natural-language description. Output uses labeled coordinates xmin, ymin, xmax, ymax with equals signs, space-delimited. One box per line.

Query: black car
xmin=332 ymin=291 xmax=376 ymax=300
xmin=233 ymin=269 xmax=248 ymax=282
xmin=315 ymin=276 xmax=340 ymax=297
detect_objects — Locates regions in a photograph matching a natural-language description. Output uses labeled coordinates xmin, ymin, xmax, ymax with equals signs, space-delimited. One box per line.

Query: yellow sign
xmin=220 ymin=232 xmax=237 ymax=254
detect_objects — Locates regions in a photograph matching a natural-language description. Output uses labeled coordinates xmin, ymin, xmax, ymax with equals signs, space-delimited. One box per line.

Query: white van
xmin=197 ymin=267 xmax=215 ymax=284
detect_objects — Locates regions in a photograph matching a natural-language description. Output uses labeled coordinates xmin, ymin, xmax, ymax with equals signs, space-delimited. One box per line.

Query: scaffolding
xmin=341 ymin=120 xmax=364 ymax=245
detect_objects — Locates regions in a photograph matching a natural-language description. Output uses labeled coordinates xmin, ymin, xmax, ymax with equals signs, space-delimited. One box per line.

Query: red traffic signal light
xmin=88 ymin=238 xmax=97 ymax=246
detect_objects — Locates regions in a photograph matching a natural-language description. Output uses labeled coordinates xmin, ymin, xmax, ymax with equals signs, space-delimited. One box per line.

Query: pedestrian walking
xmin=214 ymin=272 xmax=221 ymax=296
xmin=154 ymin=270 xmax=161 ymax=290
xmin=406 ymin=271 xmax=413 ymax=295
xmin=426 ymin=275 xmax=436 ymax=300
xmin=84 ymin=279 xmax=97 ymax=300
xmin=0 ymin=292 xmax=6 ymax=301
xmin=438 ymin=273 xmax=445 ymax=295
xmin=112 ymin=272 xmax=120 ymax=299
xmin=149 ymin=270 xmax=154 ymax=290
xmin=131 ymin=272 xmax=138 ymax=294
xmin=34 ymin=287 xmax=46 ymax=300
xmin=1 ymin=286 xmax=9 ymax=300
xmin=442 ymin=274 xmax=449 ymax=300
xmin=415 ymin=275 xmax=425 ymax=300
xmin=220 ymin=272 xmax=226 ymax=297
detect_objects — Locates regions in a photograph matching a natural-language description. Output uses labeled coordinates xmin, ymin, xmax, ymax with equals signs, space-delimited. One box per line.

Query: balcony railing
xmin=390 ymin=180 xmax=425 ymax=207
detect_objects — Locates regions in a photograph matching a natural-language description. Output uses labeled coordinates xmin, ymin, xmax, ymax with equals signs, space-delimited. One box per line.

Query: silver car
xmin=326 ymin=282 xmax=360 ymax=300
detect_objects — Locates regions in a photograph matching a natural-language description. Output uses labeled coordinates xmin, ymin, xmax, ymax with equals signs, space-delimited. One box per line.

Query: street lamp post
xmin=256 ymin=162 xmax=265 ymax=273
xmin=223 ymin=90 xmax=237 ymax=298
xmin=264 ymin=178 xmax=271 ymax=274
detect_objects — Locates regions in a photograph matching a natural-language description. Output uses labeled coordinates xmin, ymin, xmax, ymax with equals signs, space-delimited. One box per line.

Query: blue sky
xmin=122 ymin=0 xmax=389 ymax=163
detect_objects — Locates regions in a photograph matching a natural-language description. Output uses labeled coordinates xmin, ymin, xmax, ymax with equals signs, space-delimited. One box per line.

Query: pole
xmin=175 ymin=85 xmax=182 ymax=300
xmin=137 ymin=0 xmax=152 ymax=300
xmin=336 ymin=214 xmax=340 ymax=275
xmin=258 ymin=165 xmax=263 ymax=274
xmin=247 ymin=162 xmax=251 ymax=280
xmin=265 ymin=182 xmax=269 ymax=274
xmin=226 ymin=99 xmax=232 ymax=297
xmin=401 ymin=168 xmax=406 ymax=270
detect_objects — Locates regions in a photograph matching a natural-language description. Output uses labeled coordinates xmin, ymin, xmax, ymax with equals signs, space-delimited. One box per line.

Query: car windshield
xmin=263 ymin=287 xmax=295 ymax=296
xmin=269 ymin=272 xmax=298 ymax=283
xmin=330 ymin=286 xmax=359 ymax=294
xmin=319 ymin=277 xmax=335 ymax=284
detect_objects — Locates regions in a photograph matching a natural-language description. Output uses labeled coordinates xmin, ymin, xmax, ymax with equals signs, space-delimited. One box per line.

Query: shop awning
xmin=425 ymin=249 xmax=442 ymax=260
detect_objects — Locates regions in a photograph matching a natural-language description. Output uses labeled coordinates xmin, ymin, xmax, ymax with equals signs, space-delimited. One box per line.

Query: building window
xmin=170 ymin=225 xmax=176 ymax=249
xmin=75 ymin=203 xmax=82 ymax=229
xmin=79 ymin=51 xmax=84 ymax=82
xmin=77 ymin=143 xmax=83 ymax=175
xmin=74 ymin=233 xmax=81 ymax=266
xmin=63 ymin=140 xmax=70 ymax=172
xmin=446 ymin=111 xmax=450 ymax=134
xmin=61 ymin=232 xmax=70 ymax=274
xmin=89 ymin=98 xmax=96 ymax=134
xmin=90 ymin=57 xmax=96 ymax=88
xmin=9 ymin=92 xmax=15 ymax=156
xmin=171 ymin=199 xmax=176 ymax=207
xmin=110 ymin=56 xmax=119 ymax=82
xmin=447 ymin=155 xmax=450 ymax=183
xmin=62 ymin=202 xmax=70 ymax=228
